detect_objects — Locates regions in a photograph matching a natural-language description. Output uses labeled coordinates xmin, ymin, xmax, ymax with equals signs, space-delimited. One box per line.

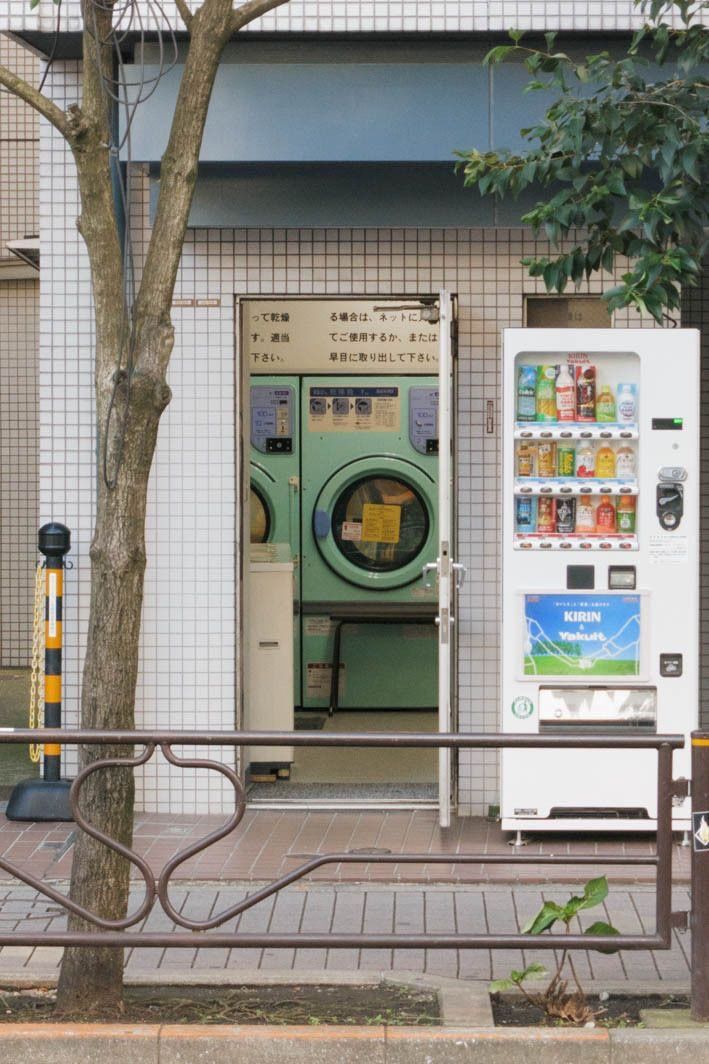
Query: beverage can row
xmin=516 ymin=440 xmax=636 ymax=478
xmin=515 ymin=495 xmax=636 ymax=534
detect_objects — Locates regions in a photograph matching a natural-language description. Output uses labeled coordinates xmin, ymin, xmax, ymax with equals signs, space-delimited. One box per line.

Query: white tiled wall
xmin=2 ymin=0 xmax=702 ymax=34
xmin=0 ymin=36 xmax=39 ymax=667
xmin=40 ymin=69 xmax=657 ymax=813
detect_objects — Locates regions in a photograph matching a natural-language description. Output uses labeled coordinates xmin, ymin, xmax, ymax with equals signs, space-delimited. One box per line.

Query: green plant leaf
xmin=489 ymin=978 xmax=517 ymax=993
xmin=584 ymin=920 xmax=621 ymax=954
xmin=514 ymin=962 xmax=548 ymax=982
xmin=582 ymin=876 xmax=609 ymax=909
xmin=522 ymin=901 xmax=564 ymax=935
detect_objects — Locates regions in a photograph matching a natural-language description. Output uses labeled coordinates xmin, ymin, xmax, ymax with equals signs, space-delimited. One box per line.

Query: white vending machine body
xmin=501 ymin=328 xmax=699 ymax=832
xmin=247 ymin=543 xmax=295 ymax=777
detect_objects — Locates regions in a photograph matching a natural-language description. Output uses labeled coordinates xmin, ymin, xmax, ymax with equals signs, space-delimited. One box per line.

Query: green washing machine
xmin=250 ymin=377 xmax=301 ymax=703
xmin=300 ymin=377 xmax=439 ymax=711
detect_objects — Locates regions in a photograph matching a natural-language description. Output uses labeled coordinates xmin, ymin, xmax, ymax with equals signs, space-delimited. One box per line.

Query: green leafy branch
xmin=456 ymin=0 xmax=709 ymax=322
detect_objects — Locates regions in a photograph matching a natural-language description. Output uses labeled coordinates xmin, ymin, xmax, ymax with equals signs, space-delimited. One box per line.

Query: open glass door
xmin=436 ymin=290 xmax=459 ymax=827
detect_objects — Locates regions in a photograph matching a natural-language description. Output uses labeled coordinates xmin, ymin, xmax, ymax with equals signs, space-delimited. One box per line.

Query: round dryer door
xmin=313 ymin=457 xmax=436 ymax=590
xmin=250 ymin=464 xmax=274 ymax=544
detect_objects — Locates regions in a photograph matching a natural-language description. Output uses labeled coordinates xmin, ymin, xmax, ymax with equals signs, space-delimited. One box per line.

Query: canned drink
xmin=536 ymin=496 xmax=556 ymax=534
xmin=537 ymin=441 xmax=557 ymax=477
xmin=515 ymin=496 xmax=537 ymax=533
xmin=557 ymin=445 xmax=575 ymax=478
xmin=556 ymin=497 xmax=576 ymax=534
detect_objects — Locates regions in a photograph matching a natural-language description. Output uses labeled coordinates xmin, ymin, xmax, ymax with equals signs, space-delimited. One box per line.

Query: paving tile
xmin=392 ymin=890 xmax=425 ymax=974
xmin=359 ymin=890 xmax=394 ymax=971
xmin=424 ymin=891 xmax=457 ymax=977
xmin=259 ymin=889 xmax=306 ymax=970
xmin=454 ymin=890 xmax=492 ymax=980
xmin=325 ymin=889 xmax=364 ymax=971
xmin=0 ymin=811 xmax=693 ymax=885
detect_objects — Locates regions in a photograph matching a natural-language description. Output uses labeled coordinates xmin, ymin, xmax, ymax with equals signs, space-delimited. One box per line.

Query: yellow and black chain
xmin=28 ymin=562 xmax=45 ymax=763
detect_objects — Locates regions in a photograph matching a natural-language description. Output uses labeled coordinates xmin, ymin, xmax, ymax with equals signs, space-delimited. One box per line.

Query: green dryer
xmin=250 ymin=377 xmax=301 ymax=703
xmin=299 ymin=376 xmax=439 ymax=711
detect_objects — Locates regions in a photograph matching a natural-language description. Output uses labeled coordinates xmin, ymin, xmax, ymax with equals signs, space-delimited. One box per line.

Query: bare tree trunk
xmin=55 ymin=0 xmax=241 ymax=1012
xmin=0 ymin=0 xmax=291 ymax=1013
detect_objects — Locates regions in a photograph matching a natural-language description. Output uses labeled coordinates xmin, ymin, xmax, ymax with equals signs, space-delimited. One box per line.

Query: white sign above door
xmin=243 ymin=298 xmax=440 ymax=375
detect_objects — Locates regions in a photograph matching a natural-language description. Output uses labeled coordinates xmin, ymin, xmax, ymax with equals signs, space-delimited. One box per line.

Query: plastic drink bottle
xmin=555 ymin=364 xmax=576 ymax=421
xmin=576 ymin=365 xmax=596 ymax=421
xmin=596 ymin=498 xmax=616 ymax=533
xmin=575 ymin=498 xmax=596 ymax=533
xmin=535 ymin=365 xmax=558 ymax=422
xmin=575 ymin=442 xmax=595 ymax=478
xmin=616 ymin=383 xmax=637 ymax=424
xmin=617 ymin=495 xmax=637 ymax=533
xmin=595 ymin=444 xmax=616 ymax=478
xmin=595 ymin=384 xmax=616 ymax=422
xmin=517 ymin=365 xmax=537 ymax=422
xmin=517 ymin=442 xmax=537 ymax=476
xmin=615 ymin=444 xmax=636 ymax=478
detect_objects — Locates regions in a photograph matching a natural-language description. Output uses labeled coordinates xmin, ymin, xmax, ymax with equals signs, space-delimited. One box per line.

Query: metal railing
xmin=0 ymin=728 xmax=686 ymax=955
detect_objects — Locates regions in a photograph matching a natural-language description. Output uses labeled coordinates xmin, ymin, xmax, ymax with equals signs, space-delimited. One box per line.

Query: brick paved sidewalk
xmin=0 ymin=882 xmax=692 ymax=989
xmin=0 ymin=809 xmax=691 ymax=884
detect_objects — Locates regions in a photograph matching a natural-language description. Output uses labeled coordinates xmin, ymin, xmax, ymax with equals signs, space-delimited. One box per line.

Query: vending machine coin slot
xmin=656 ymin=482 xmax=684 ymax=530
xmin=266 ymin=437 xmax=293 ymax=453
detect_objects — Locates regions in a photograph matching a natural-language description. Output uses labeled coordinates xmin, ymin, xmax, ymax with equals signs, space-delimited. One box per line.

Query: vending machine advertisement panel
xmin=501 ymin=328 xmax=699 ymax=833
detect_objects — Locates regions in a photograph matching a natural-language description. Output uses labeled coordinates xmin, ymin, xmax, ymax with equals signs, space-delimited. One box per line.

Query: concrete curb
xmin=2 ymin=1023 xmax=709 ymax=1063
xmin=0 ymin=971 xmax=702 ymax=1061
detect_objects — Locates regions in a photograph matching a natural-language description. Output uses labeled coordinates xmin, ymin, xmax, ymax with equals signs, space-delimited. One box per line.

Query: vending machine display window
xmin=513 ymin=351 xmax=640 ymax=552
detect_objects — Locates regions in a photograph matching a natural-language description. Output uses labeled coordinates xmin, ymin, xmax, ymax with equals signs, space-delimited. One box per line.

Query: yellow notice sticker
xmin=361 ymin=503 xmax=401 ymax=544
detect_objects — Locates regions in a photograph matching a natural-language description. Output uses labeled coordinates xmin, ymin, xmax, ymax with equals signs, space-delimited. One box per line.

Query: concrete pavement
xmin=0 ymin=881 xmax=692 ymax=989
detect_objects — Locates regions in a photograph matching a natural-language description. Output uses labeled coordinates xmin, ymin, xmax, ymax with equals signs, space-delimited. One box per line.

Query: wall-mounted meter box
xmin=501 ymin=328 xmax=699 ymax=833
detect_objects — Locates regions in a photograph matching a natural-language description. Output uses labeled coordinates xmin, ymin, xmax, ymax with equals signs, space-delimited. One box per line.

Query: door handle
xmin=422 ymin=560 xmax=438 ymax=589
xmin=451 ymin=562 xmax=466 ymax=591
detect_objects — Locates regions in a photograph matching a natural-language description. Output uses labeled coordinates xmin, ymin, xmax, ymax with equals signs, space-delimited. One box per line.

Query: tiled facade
xmin=0 ymin=36 xmax=38 ymax=667
xmin=1 ymin=2 xmax=698 ymax=812
xmin=38 ymin=77 xmax=658 ymax=812
xmin=1 ymin=0 xmax=701 ymax=34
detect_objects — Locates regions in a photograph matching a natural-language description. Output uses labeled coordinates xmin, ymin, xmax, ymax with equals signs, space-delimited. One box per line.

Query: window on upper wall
xmin=525 ymin=296 xmax=612 ymax=329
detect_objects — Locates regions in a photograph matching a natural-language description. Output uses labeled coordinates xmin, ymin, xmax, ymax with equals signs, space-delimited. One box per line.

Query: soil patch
xmin=0 ymin=983 xmax=440 ymax=1026
xmin=492 ymin=992 xmax=689 ymax=1027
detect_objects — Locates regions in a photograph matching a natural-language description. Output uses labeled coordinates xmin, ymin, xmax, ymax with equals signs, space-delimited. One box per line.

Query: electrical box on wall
xmin=500 ymin=328 xmax=699 ymax=833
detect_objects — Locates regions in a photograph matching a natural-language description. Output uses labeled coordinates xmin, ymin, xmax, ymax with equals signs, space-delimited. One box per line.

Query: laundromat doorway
xmin=238 ymin=293 xmax=458 ymax=818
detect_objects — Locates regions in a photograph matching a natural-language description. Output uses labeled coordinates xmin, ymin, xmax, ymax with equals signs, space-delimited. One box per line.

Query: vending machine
xmin=501 ymin=328 xmax=699 ymax=833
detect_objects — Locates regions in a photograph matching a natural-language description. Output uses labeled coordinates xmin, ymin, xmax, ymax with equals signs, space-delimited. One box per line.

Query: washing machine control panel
xmin=251 ymin=386 xmax=294 ymax=454
xmin=409 ymin=387 xmax=439 ymax=455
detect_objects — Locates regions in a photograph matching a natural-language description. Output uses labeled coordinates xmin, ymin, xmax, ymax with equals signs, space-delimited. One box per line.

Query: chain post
xmin=6 ymin=524 xmax=73 ymax=822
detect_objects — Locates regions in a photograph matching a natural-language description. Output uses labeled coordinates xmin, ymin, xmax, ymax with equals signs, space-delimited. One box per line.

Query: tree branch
xmin=0 ymin=63 xmax=72 ymax=139
xmin=231 ymin=0 xmax=290 ymax=32
xmin=174 ymin=0 xmax=195 ymax=30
